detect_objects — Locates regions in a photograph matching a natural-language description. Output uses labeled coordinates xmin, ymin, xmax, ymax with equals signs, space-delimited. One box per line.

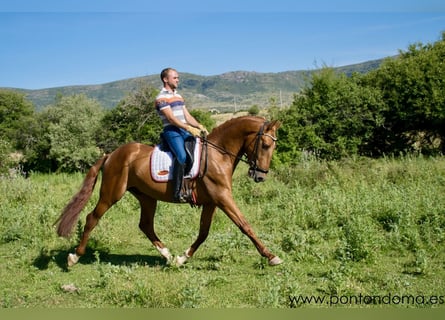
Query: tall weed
xmin=0 ymin=156 xmax=444 ymax=307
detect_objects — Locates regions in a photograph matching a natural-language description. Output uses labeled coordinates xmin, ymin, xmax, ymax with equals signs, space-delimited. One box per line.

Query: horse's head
xmin=246 ymin=119 xmax=281 ymax=183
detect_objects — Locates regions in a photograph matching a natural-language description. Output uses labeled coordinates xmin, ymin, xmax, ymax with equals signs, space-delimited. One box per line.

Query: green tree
xmin=96 ymin=83 xmax=161 ymax=153
xmin=0 ymin=90 xmax=38 ymax=174
xmin=189 ymin=109 xmax=216 ymax=132
xmin=0 ymin=90 xmax=35 ymax=150
xmin=42 ymin=94 xmax=104 ymax=172
xmin=22 ymin=110 xmax=56 ymax=172
xmin=0 ymin=138 xmax=13 ymax=175
xmin=365 ymin=32 xmax=445 ymax=154
xmin=248 ymin=105 xmax=260 ymax=116
xmin=277 ymin=68 xmax=384 ymax=162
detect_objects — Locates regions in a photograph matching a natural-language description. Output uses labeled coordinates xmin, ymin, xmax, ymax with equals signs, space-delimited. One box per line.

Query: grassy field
xmin=0 ymin=155 xmax=444 ymax=308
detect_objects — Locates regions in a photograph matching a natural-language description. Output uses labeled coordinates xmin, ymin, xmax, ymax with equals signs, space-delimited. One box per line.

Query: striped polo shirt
xmin=155 ymin=88 xmax=187 ymax=127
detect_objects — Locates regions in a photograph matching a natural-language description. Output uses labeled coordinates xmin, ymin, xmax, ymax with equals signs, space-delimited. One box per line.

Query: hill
xmin=6 ymin=58 xmax=385 ymax=111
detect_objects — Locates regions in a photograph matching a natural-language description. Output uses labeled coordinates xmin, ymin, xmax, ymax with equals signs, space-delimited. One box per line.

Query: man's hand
xmin=198 ymin=124 xmax=209 ymax=135
xmin=187 ymin=125 xmax=201 ymax=137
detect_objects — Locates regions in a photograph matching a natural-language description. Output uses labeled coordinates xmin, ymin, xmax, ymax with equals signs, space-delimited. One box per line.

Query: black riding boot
xmin=172 ymin=159 xmax=186 ymax=203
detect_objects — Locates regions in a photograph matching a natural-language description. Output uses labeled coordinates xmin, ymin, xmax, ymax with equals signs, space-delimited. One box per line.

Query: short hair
xmin=160 ymin=68 xmax=176 ymax=83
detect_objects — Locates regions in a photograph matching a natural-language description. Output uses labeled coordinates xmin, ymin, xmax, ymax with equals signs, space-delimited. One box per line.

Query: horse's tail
xmin=55 ymin=155 xmax=109 ymax=237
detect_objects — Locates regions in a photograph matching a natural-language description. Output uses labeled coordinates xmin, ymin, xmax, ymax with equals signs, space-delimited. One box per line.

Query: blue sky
xmin=1 ymin=0 xmax=444 ymax=89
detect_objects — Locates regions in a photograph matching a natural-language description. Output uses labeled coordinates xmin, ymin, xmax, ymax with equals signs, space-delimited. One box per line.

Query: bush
xmin=44 ymin=94 xmax=104 ymax=172
xmin=0 ymin=138 xmax=13 ymax=175
xmin=248 ymin=105 xmax=260 ymax=116
xmin=190 ymin=109 xmax=216 ymax=132
xmin=276 ymin=69 xmax=384 ymax=162
xmin=96 ymin=84 xmax=161 ymax=152
xmin=275 ymin=34 xmax=445 ymax=161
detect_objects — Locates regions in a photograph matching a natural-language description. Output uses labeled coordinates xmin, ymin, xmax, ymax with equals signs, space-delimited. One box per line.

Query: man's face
xmin=165 ymin=70 xmax=179 ymax=90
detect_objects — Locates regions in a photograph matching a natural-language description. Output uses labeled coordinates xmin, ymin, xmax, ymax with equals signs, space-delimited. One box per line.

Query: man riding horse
xmin=56 ymin=69 xmax=282 ymax=267
xmin=155 ymin=68 xmax=208 ymax=203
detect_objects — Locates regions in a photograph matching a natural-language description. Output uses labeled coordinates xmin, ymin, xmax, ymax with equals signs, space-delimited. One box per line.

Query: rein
xmin=199 ymin=121 xmax=277 ymax=177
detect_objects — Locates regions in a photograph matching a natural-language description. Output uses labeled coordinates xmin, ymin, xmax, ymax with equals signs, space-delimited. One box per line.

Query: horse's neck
xmin=208 ymin=119 xmax=259 ymax=175
xmin=211 ymin=123 xmax=248 ymax=157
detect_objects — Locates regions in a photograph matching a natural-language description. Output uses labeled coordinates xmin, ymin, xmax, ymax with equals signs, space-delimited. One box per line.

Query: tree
xmin=364 ymin=32 xmax=445 ymax=154
xmin=0 ymin=90 xmax=35 ymax=150
xmin=248 ymin=105 xmax=260 ymax=116
xmin=0 ymin=90 xmax=38 ymax=174
xmin=276 ymin=33 xmax=445 ymax=161
xmin=42 ymin=94 xmax=104 ymax=172
xmin=0 ymin=138 xmax=13 ymax=175
xmin=96 ymin=83 xmax=162 ymax=153
xmin=276 ymin=68 xmax=384 ymax=162
xmin=189 ymin=109 xmax=216 ymax=132
xmin=96 ymin=83 xmax=216 ymax=153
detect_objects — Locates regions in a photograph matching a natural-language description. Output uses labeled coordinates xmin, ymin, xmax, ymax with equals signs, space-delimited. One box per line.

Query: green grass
xmin=1 ymin=156 xmax=444 ymax=308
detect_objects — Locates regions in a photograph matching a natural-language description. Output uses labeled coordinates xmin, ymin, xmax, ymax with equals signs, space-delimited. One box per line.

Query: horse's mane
xmin=209 ymin=115 xmax=265 ymax=137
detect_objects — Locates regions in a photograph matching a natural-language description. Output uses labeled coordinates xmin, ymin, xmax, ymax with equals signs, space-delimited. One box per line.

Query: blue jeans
xmin=162 ymin=125 xmax=192 ymax=165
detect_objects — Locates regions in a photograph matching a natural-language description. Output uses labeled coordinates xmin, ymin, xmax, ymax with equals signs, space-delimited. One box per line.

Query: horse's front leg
xmin=218 ymin=195 xmax=283 ymax=266
xmin=175 ymin=204 xmax=216 ymax=266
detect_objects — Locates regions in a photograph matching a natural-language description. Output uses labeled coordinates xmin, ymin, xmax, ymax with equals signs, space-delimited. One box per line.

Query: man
xmin=155 ymin=67 xmax=208 ymax=202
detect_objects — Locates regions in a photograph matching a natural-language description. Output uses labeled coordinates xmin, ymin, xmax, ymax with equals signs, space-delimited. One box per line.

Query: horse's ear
xmin=267 ymin=120 xmax=281 ymax=130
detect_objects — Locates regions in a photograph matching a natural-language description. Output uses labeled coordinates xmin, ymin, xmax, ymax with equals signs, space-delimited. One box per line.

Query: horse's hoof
xmin=269 ymin=256 xmax=283 ymax=266
xmin=174 ymin=248 xmax=191 ymax=267
xmin=175 ymin=255 xmax=188 ymax=267
xmin=67 ymin=253 xmax=79 ymax=267
xmin=156 ymin=246 xmax=173 ymax=262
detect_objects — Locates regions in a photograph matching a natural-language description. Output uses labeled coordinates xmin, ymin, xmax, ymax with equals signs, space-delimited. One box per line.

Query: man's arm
xmin=182 ymin=107 xmax=201 ymax=128
xmin=160 ymin=106 xmax=201 ymax=136
xmin=160 ymin=107 xmax=189 ymax=130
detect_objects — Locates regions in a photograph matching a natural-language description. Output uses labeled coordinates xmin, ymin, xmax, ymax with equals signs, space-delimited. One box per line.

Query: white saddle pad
xmin=150 ymin=138 xmax=201 ymax=182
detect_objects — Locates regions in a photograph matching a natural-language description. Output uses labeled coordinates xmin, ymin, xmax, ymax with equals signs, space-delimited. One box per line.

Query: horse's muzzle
xmin=249 ymin=168 xmax=267 ymax=183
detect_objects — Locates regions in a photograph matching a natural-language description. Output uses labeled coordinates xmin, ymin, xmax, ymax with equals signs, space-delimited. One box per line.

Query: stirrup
xmin=174 ymin=188 xmax=192 ymax=204
xmin=174 ymin=187 xmax=188 ymax=203
xmin=175 ymin=194 xmax=188 ymax=203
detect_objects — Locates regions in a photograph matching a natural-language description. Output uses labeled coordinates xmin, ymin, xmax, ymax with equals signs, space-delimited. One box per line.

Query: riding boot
xmin=172 ymin=159 xmax=186 ymax=203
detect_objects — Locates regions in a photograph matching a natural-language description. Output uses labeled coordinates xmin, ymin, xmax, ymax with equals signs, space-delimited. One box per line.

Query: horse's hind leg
xmin=68 ymin=172 xmax=127 ymax=267
xmin=135 ymin=193 xmax=172 ymax=263
xmin=68 ymin=200 xmax=113 ymax=266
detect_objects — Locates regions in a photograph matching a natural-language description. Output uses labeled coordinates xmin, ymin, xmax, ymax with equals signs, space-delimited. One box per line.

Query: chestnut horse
xmin=56 ymin=116 xmax=282 ymax=267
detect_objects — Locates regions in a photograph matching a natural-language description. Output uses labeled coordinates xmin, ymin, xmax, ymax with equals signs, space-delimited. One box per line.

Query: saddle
xmin=150 ymin=136 xmax=201 ymax=183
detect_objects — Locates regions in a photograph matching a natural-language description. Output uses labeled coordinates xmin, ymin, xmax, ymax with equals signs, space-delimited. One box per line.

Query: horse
xmin=55 ymin=116 xmax=283 ymax=267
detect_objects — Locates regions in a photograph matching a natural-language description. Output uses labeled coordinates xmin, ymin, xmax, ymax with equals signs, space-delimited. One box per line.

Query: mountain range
xmin=6 ymin=58 xmax=384 ymax=112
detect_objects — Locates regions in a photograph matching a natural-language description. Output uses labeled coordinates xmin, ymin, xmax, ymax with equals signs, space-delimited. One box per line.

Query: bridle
xmin=249 ymin=121 xmax=277 ymax=174
xmin=200 ymin=121 xmax=277 ymax=176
